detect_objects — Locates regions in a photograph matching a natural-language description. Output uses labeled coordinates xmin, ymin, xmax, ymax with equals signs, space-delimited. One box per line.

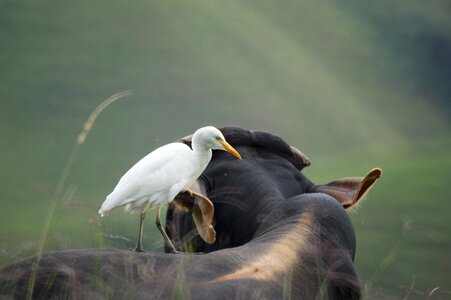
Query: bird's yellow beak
xmin=219 ymin=141 xmax=242 ymax=159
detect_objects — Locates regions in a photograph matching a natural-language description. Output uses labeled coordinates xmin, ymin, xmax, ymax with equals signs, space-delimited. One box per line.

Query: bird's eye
xmin=215 ymin=136 xmax=223 ymax=141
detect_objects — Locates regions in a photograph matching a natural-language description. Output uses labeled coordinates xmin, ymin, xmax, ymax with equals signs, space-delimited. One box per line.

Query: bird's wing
xmin=100 ymin=143 xmax=195 ymax=214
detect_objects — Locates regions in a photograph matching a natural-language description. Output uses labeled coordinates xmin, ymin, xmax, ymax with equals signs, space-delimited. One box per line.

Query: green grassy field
xmin=1 ymin=1 xmax=450 ymax=298
xmin=305 ymin=140 xmax=451 ymax=298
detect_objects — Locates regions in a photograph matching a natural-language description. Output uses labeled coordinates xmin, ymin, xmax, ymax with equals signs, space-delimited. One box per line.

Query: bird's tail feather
xmin=98 ymin=193 xmax=120 ymax=217
xmin=98 ymin=205 xmax=111 ymax=217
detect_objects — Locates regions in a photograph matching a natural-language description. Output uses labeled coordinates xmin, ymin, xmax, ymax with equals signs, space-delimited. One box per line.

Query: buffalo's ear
xmin=314 ymin=168 xmax=382 ymax=209
xmin=192 ymin=197 xmax=216 ymax=244
xmin=177 ymin=134 xmax=193 ymax=147
xmin=173 ymin=180 xmax=216 ymax=244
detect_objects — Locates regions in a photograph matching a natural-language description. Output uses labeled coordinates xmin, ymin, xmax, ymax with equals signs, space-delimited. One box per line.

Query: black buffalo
xmin=0 ymin=127 xmax=381 ymax=299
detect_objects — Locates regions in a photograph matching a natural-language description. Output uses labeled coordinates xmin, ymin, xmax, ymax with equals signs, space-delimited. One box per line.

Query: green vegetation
xmin=1 ymin=1 xmax=450 ymax=298
xmin=306 ymin=140 xmax=451 ymax=298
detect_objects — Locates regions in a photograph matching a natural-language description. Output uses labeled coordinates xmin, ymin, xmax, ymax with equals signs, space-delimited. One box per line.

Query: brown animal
xmin=0 ymin=127 xmax=381 ymax=299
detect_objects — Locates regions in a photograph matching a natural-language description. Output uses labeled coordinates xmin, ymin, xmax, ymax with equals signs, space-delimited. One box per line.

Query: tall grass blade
xmin=26 ymin=90 xmax=132 ymax=300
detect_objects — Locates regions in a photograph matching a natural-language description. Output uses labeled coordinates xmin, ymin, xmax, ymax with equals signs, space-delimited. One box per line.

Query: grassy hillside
xmin=304 ymin=139 xmax=451 ymax=298
xmin=1 ymin=1 xmax=450 ymax=298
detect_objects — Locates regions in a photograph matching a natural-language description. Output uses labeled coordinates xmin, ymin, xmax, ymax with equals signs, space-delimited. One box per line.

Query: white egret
xmin=99 ymin=126 xmax=241 ymax=253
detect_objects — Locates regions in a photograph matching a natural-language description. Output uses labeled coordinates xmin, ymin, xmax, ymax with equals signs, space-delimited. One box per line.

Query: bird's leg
xmin=155 ymin=207 xmax=180 ymax=254
xmin=133 ymin=202 xmax=153 ymax=252
xmin=133 ymin=212 xmax=146 ymax=252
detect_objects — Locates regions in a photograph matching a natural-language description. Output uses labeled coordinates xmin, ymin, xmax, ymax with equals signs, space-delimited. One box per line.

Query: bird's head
xmin=192 ymin=126 xmax=242 ymax=159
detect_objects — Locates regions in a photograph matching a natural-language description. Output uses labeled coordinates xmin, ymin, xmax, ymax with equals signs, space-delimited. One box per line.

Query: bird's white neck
xmin=191 ymin=132 xmax=214 ymax=170
xmin=192 ymin=145 xmax=213 ymax=170
xmin=192 ymin=146 xmax=212 ymax=159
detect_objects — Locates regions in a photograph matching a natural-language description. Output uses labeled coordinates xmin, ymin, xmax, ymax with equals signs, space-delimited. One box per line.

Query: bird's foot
xmin=131 ymin=246 xmax=145 ymax=253
xmin=164 ymin=245 xmax=182 ymax=254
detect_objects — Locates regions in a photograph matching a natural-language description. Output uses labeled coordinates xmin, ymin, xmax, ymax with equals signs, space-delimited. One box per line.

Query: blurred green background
xmin=1 ymin=0 xmax=450 ymax=298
